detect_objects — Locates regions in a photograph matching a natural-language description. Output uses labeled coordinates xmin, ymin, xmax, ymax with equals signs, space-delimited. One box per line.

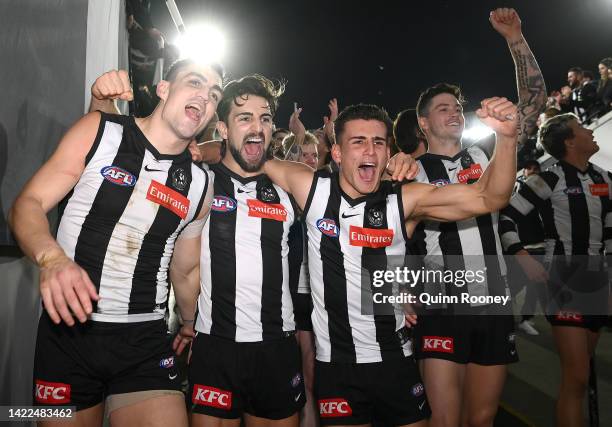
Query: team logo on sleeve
xmin=146 ymin=180 xmax=190 ymax=219
xmin=589 ymin=183 xmax=609 ymax=196
xmin=100 ymin=166 xmax=136 ymax=187
xmin=349 ymin=225 xmax=393 ymax=248
xmin=247 ymin=199 xmax=287 ymax=221
xmin=212 ymin=196 xmax=237 ymax=212
xmin=317 ymin=218 xmax=339 ymax=237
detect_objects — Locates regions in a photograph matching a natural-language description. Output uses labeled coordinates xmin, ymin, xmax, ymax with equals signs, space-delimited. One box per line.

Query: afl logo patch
xmin=564 ymin=186 xmax=583 ymax=195
xmin=411 ymin=383 xmax=425 ymax=397
xmin=317 ymin=218 xmax=339 ymax=237
xmin=100 ymin=166 xmax=136 ymax=187
xmin=212 ymin=196 xmax=237 ymax=212
xmin=431 ymin=178 xmax=451 ymax=187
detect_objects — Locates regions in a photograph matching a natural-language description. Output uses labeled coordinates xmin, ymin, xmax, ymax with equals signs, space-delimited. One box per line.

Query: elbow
xmin=487 ymin=193 xmax=511 ymax=212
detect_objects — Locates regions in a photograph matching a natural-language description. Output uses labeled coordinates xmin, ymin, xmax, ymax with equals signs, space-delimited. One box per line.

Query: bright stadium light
xmin=175 ymin=24 xmax=227 ymax=64
xmin=462 ymin=123 xmax=494 ymax=142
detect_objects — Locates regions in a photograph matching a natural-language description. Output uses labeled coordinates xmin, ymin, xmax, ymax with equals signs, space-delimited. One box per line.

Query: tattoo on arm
xmin=509 ymin=38 xmax=547 ymax=145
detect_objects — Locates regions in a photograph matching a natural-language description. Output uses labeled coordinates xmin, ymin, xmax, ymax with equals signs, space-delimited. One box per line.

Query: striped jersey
xmin=412 ymin=145 xmax=508 ymax=306
xmin=57 ymin=113 xmax=210 ymax=323
xmin=500 ymin=160 xmax=612 ymax=256
xmin=304 ymin=171 xmax=412 ymax=363
xmin=196 ymin=163 xmax=296 ymax=342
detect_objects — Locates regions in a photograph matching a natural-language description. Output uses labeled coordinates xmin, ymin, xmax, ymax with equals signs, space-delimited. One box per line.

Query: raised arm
xmin=263 ymin=158 xmax=315 ymax=210
xmin=88 ymin=69 xmax=133 ymax=114
xmin=8 ymin=112 xmax=102 ymax=325
xmin=490 ymin=8 xmax=547 ymax=145
xmin=404 ymin=97 xmax=518 ymax=224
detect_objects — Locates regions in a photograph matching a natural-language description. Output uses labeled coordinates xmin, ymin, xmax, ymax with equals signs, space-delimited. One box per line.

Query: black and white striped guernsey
xmin=304 ymin=170 xmax=412 ymax=363
xmin=57 ymin=113 xmax=210 ymax=323
xmin=412 ymin=145 xmax=508 ymax=306
xmin=500 ymin=161 xmax=612 ymax=256
xmin=196 ymin=163 xmax=296 ymax=342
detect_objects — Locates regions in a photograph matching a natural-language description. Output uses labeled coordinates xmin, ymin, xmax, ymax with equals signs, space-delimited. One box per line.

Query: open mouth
xmin=243 ymin=136 xmax=264 ymax=160
xmin=446 ymin=120 xmax=462 ymax=129
xmin=357 ymin=162 xmax=377 ymax=182
xmin=185 ymin=103 xmax=203 ymax=122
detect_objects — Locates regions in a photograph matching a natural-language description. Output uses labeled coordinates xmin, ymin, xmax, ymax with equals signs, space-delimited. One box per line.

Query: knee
xmin=561 ymin=366 xmax=589 ymax=395
xmin=464 ymin=408 xmax=497 ymax=427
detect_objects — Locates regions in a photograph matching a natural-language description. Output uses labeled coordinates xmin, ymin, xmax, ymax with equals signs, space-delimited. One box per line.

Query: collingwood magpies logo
xmin=367 ymin=208 xmax=383 ymax=227
xmin=258 ymin=186 xmax=278 ymax=203
xmin=172 ymin=168 xmax=187 ymax=191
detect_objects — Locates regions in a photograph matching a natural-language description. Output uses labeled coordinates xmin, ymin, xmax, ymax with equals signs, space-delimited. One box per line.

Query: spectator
xmin=393 ymin=108 xmax=428 ymax=157
xmin=595 ymin=57 xmax=612 ymax=117
xmin=283 ymin=132 xmax=319 ymax=170
xmin=559 ymin=67 xmax=597 ymax=123
xmin=272 ymin=128 xmax=290 ymax=157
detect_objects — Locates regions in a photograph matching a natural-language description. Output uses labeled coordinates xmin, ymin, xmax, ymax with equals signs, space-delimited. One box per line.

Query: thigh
xmin=33 ymin=313 xmax=105 ymax=411
xmin=247 ymin=336 xmax=305 ymax=420
xmin=420 ymin=358 xmax=464 ymax=425
xmin=189 ymin=333 xmax=244 ymax=420
xmin=109 ymin=393 xmax=187 ymax=427
xmin=39 ymin=403 xmax=104 ymax=427
xmin=551 ymin=325 xmax=591 ymax=381
xmin=461 ymin=364 xmax=506 ymax=426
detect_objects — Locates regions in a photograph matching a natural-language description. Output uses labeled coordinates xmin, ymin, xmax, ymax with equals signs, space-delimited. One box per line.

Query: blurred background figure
xmin=393 ymin=108 xmax=428 ymax=158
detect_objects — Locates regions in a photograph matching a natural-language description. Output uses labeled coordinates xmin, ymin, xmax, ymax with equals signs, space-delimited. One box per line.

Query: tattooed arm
xmin=490 ymin=8 xmax=547 ymax=145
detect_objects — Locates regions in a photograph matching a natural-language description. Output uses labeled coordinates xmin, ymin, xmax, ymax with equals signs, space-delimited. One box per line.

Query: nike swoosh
xmin=418 ymin=401 xmax=425 ymax=410
xmin=237 ymin=188 xmax=252 ymax=193
xmin=145 ymin=165 xmax=163 ymax=172
xmin=294 ymin=393 xmax=302 ymax=402
xmin=448 ymin=167 xmax=458 ymax=171
xmin=341 ymin=212 xmax=359 ymax=219
xmin=169 ymin=373 xmax=178 ymax=380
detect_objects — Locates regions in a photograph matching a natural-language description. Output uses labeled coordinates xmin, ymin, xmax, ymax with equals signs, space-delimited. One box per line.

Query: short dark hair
xmin=393 ymin=108 xmax=427 ymax=154
xmin=583 ymin=70 xmax=594 ymax=80
xmin=568 ymin=67 xmax=583 ymax=76
xmin=523 ymin=159 xmax=540 ymax=170
xmin=538 ymin=113 xmax=578 ymax=160
xmin=164 ymin=59 xmax=225 ymax=83
xmin=217 ymin=74 xmax=285 ymax=123
xmin=416 ymin=83 xmax=465 ymax=117
xmin=334 ymin=104 xmax=392 ymax=144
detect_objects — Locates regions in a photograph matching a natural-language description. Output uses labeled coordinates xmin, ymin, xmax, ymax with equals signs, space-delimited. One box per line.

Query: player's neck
xmin=426 ymin=136 xmax=462 ymax=157
xmin=136 ymin=115 xmax=190 ymax=156
xmin=562 ymin=154 xmax=590 ymax=172
xmin=338 ymin=172 xmax=380 ymax=200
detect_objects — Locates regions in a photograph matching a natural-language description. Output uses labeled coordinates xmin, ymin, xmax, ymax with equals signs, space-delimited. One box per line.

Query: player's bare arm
xmin=263 ymin=158 xmax=315 ymax=210
xmin=404 ymin=97 xmax=518 ymax=232
xmin=8 ymin=112 xmax=102 ymax=326
xmin=490 ymin=7 xmax=546 ymax=144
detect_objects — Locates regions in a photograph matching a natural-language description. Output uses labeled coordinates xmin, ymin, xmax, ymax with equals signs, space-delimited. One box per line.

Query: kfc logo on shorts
xmin=247 ymin=199 xmax=287 ymax=221
xmin=422 ymin=336 xmax=454 ymax=353
xmin=35 ymin=380 xmax=71 ymax=404
xmin=319 ymin=398 xmax=352 ymax=418
xmin=457 ymin=164 xmax=483 ymax=184
xmin=211 ymin=195 xmax=237 ymax=213
xmin=159 ymin=356 xmax=175 ymax=369
xmin=556 ymin=311 xmax=583 ymax=322
xmin=317 ymin=218 xmax=339 ymax=237
xmin=147 ymin=180 xmax=190 ymax=219
xmin=349 ymin=225 xmax=393 ymax=248
xmin=192 ymin=384 xmax=232 ymax=410
xmin=100 ymin=166 xmax=136 ymax=187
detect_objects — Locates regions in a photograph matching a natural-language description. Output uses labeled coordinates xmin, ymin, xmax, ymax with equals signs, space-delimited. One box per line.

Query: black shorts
xmin=33 ymin=312 xmax=181 ymax=411
xmin=315 ymin=357 xmax=430 ymax=426
xmin=546 ymin=311 xmax=608 ymax=332
xmin=188 ymin=332 xmax=305 ymax=419
xmin=413 ymin=314 xmax=518 ymax=365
